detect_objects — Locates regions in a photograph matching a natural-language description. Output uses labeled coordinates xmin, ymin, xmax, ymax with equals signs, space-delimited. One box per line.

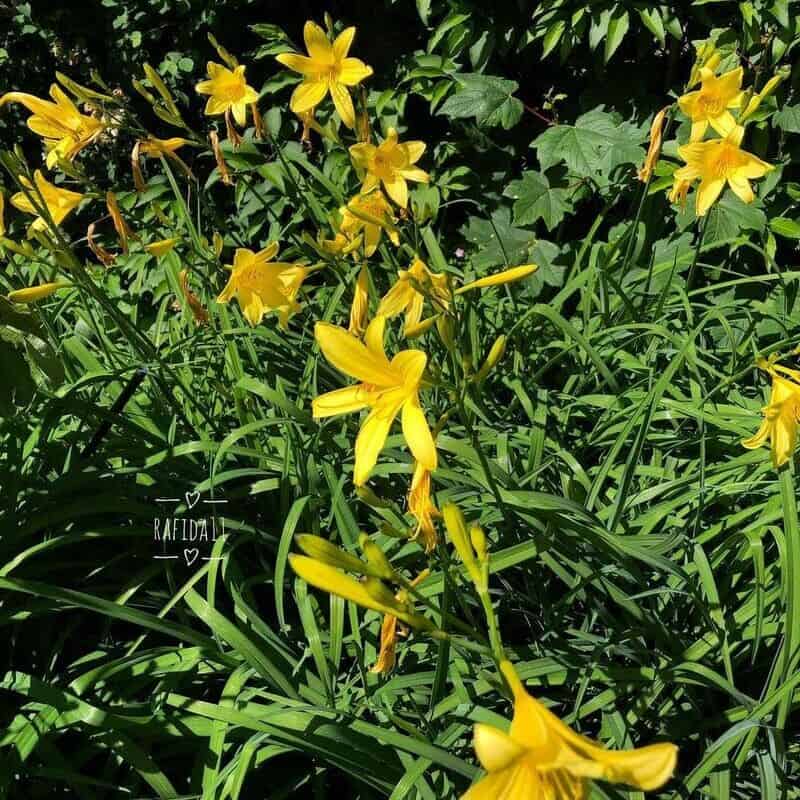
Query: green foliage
xmin=0 ymin=1 xmax=800 ymax=799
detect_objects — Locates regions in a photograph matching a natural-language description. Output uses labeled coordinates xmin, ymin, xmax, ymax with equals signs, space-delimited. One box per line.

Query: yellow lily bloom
xmin=195 ymin=62 xmax=259 ymax=128
xmin=11 ymin=171 xmax=84 ymax=232
xmin=349 ymin=127 xmax=429 ymax=208
xmin=312 ymin=316 xmax=437 ymax=486
xmin=464 ymin=661 xmax=678 ymax=800
xmin=378 ymin=257 xmax=450 ymax=336
xmin=742 ymin=363 xmax=800 ymax=468
xmin=216 ymin=242 xmax=310 ymax=328
xmin=276 ymin=21 xmax=373 ymax=129
xmin=7 ymin=281 xmax=72 ymax=304
xmin=408 ymin=461 xmax=439 ymax=552
xmin=340 ymin=190 xmax=399 ymax=257
xmin=145 ymin=237 xmax=180 ymax=257
xmin=456 ymin=264 xmax=538 ymax=294
xmin=0 ymin=85 xmax=104 ymax=168
xmin=674 ymin=126 xmax=771 ymax=216
xmin=677 ymin=66 xmax=743 ymax=142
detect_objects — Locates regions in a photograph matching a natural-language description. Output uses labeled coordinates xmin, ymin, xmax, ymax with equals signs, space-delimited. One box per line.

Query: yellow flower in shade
xmin=11 ymin=171 xmax=84 ymax=232
xmin=742 ymin=362 xmax=800 ymax=468
xmin=276 ymin=21 xmax=373 ymax=129
xmin=144 ymin=237 xmax=180 ymax=257
xmin=349 ymin=127 xmax=429 ymax=208
xmin=463 ymin=660 xmax=678 ymax=800
xmin=408 ymin=461 xmax=439 ymax=552
xmin=7 ymin=281 xmax=72 ymax=304
xmin=673 ymin=126 xmax=772 ymax=216
xmin=456 ymin=264 xmax=538 ymax=294
xmin=0 ymin=85 xmax=105 ymax=168
xmin=340 ymin=190 xmax=399 ymax=257
xmin=216 ymin=242 xmax=310 ymax=328
xmin=372 ymin=569 xmax=430 ymax=675
xmin=349 ymin=263 xmax=370 ymax=336
xmin=638 ymin=106 xmax=670 ymax=183
xmin=195 ymin=62 xmax=259 ymax=127
xmin=312 ymin=316 xmax=437 ymax=486
xmin=319 ymin=230 xmax=362 ymax=257
xmin=378 ymin=257 xmax=450 ymax=336
xmin=677 ymin=66 xmax=743 ymax=142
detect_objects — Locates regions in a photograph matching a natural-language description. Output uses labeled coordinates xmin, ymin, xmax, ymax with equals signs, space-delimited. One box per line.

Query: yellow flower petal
xmin=290 ymin=80 xmax=329 ymax=114
xmin=401 ymin=397 xmax=437 ymax=470
xmin=695 ymin=177 xmax=725 ymax=216
xmin=314 ymin=321 xmax=397 ymax=387
xmin=312 ymin=385 xmax=371 ymax=418
xmin=330 ymin=81 xmax=355 ymax=128
xmin=333 ymin=27 xmax=356 ymax=61
xmin=354 ymin=401 xmax=403 ymax=485
xmin=338 ymin=57 xmax=373 ymax=87
xmin=473 ymin=724 xmax=526 ymax=772
xmin=303 ymin=20 xmax=333 ymax=62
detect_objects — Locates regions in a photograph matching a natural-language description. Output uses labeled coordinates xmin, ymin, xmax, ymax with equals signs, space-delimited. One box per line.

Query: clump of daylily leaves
xmin=0 ymin=17 xmax=795 ymax=799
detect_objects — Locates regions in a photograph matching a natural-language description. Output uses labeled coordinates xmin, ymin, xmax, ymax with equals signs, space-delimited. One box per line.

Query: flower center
xmin=216 ymin=76 xmax=246 ymax=102
xmin=712 ymin=145 xmax=737 ymax=179
xmin=698 ymin=93 xmax=724 ymax=116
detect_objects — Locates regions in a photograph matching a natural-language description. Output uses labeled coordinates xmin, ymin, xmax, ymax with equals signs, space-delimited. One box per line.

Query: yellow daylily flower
xmin=638 ymin=106 xmax=670 ymax=183
xmin=7 ymin=281 xmax=72 ymax=304
xmin=372 ymin=569 xmax=430 ymax=675
xmin=742 ymin=362 xmax=800 ymax=468
xmin=408 ymin=461 xmax=439 ymax=552
xmin=340 ymin=190 xmax=399 ymax=257
xmin=195 ymin=62 xmax=259 ymax=128
xmin=349 ymin=127 xmax=429 ymax=208
xmin=145 ymin=237 xmax=180 ymax=257
xmin=377 ymin=257 xmax=450 ymax=336
xmin=678 ymin=66 xmax=743 ymax=142
xmin=674 ymin=125 xmax=772 ymax=216
xmin=0 ymin=85 xmax=105 ymax=168
xmin=216 ymin=242 xmax=310 ymax=328
xmin=276 ymin=21 xmax=373 ymax=129
xmin=11 ymin=171 xmax=84 ymax=232
xmin=312 ymin=316 xmax=437 ymax=486
xmin=456 ymin=264 xmax=538 ymax=294
xmin=463 ymin=661 xmax=678 ymax=800
xmin=349 ymin=263 xmax=370 ymax=336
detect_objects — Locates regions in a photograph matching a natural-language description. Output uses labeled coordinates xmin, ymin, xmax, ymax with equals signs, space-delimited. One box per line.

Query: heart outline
xmin=184 ymin=548 xmax=199 ymax=566
xmin=185 ymin=491 xmax=201 ymax=510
